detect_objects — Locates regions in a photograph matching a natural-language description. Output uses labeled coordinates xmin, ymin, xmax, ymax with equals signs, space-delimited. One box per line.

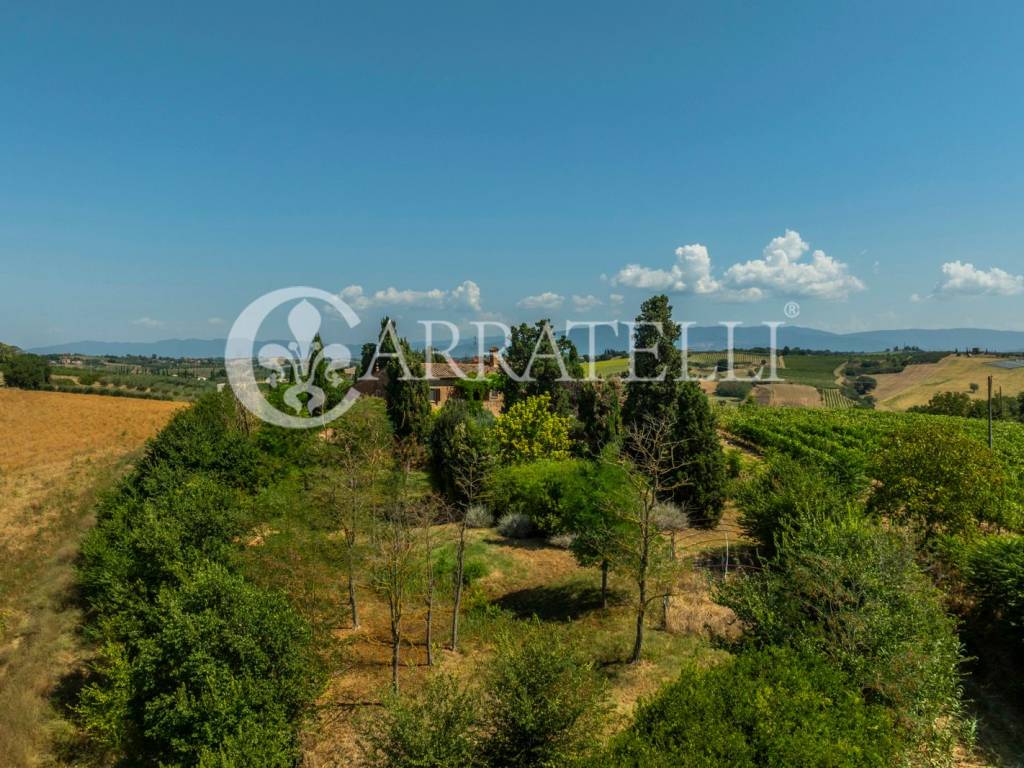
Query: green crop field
xmin=821 ymin=388 xmax=857 ymax=409
xmin=718 ymin=405 xmax=1024 ymax=500
xmin=776 ymin=354 xmax=847 ymax=389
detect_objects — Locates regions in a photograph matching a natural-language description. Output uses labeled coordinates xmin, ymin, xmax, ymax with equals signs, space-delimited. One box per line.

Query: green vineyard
xmin=718 ymin=404 xmax=1024 ymax=500
xmin=820 ymin=388 xmax=856 ymax=409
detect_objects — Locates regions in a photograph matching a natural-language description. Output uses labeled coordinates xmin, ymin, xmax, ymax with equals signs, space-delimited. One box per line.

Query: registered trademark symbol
xmin=783 ymin=301 xmax=801 ymax=319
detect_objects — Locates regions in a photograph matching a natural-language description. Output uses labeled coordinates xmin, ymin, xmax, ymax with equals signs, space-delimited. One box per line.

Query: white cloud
xmin=517 ymin=292 xmax=565 ymax=311
xmin=339 ymin=280 xmax=483 ymax=311
xmin=207 ymin=317 xmax=225 ymax=326
xmin=936 ymin=261 xmax=1024 ymax=297
xmin=609 ymin=293 xmax=624 ymax=306
xmin=571 ymin=294 xmax=602 ymax=312
xmin=132 ymin=317 xmax=165 ymax=328
xmin=610 ymin=231 xmax=862 ymax=301
xmin=722 ymin=230 xmax=865 ymax=300
xmin=611 ymin=242 xmax=721 ymax=294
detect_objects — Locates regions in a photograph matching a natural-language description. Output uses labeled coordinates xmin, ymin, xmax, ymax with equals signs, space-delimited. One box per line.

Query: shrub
xmin=736 ymin=452 xmax=855 ymax=557
xmin=717 ymin=510 xmax=964 ymax=763
xmin=547 ymin=533 xmax=576 ymax=549
xmin=2 ymin=353 xmax=50 ymax=389
xmin=965 ymin=534 xmax=1024 ymax=660
xmin=481 ymin=623 xmax=609 ymax=768
xmin=80 ymin=563 xmax=318 ymax=767
xmin=605 ymin=646 xmax=900 ymax=767
xmin=713 ymin=380 xmax=753 ymax=400
xmin=724 ymin=448 xmax=742 ymax=479
xmin=496 ymin=513 xmax=535 ymax=539
xmin=486 ymin=458 xmax=587 ymax=536
xmin=868 ymin=422 xmax=1009 ymax=540
xmin=464 ymin=504 xmax=494 ymax=529
xmin=493 ymin=394 xmax=573 ymax=462
xmin=360 ymin=674 xmax=480 ymax=768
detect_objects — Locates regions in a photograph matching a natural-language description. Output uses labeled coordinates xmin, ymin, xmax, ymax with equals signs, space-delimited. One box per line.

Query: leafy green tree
xmin=669 ymin=381 xmax=726 ymax=527
xmin=736 ymin=452 xmax=854 ymax=557
xmin=561 ymin=458 xmax=638 ymax=608
xmin=80 ymin=563 xmax=318 ymax=768
xmin=571 ymin=380 xmax=622 ymax=457
xmin=428 ymin=399 xmax=496 ymax=504
xmin=717 ymin=509 xmax=964 ymax=762
xmin=622 ymin=295 xmax=681 ymax=429
xmin=493 ymin=394 xmax=573 ymax=462
xmin=486 ymin=458 xmax=586 ymax=537
xmin=2 ymin=352 xmax=50 ymax=389
xmin=868 ymin=422 xmax=1009 ymax=540
xmin=481 ymin=623 xmax=609 ymax=768
xmin=385 ymin=340 xmax=431 ymax=440
xmin=500 ymin=320 xmax=583 ymax=413
xmin=604 ymin=646 xmax=900 ymax=768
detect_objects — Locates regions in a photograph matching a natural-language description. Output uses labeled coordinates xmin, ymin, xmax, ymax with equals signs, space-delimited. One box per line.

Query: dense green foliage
xmin=621 ymin=295 xmax=681 ymax=429
xmin=486 ymin=458 xmax=588 ymax=536
xmin=868 ymin=422 xmax=1010 ymax=539
xmin=736 ymin=452 xmax=855 ymax=556
xmin=493 ymin=394 xmax=573 ymax=462
xmin=428 ymin=399 xmax=495 ymax=503
xmin=1 ymin=352 xmax=51 ymax=388
xmin=605 ymin=646 xmax=900 ymax=767
xmin=76 ymin=391 xmax=319 ymax=766
xmin=570 ymin=380 xmax=622 ymax=457
xmin=500 ymin=320 xmax=583 ymax=413
xmin=669 ymin=381 xmax=726 ymax=527
xmin=964 ymin=534 xmax=1024 ymax=656
xmin=361 ymin=625 xmax=608 ymax=768
xmin=718 ymin=404 xmax=1024 ymax=510
xmin=718 ymin=508 xmax=964 ymax=762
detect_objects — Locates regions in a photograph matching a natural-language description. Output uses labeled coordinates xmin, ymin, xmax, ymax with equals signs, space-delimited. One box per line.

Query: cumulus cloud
xmin=517 ymin=292 xmax=565 ymax=310
xmin=722 ymin=230 xmax=865 ymax=300
xmin=571 ymin=294 xmax=602 ymax=312
xmin=609 ymin=293 xmax=624 ymax=306
xmin=611 ymin=243 xmax=720 ymax=294
xmin=936 ymin=261 xmax=1024 ymax=297
xmin=610 ymin=231 xmax=862 ymax=302
xmin=339 ymin=280 xmax=483 ymax=311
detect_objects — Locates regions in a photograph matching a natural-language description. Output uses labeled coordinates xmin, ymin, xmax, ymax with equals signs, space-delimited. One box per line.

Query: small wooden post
xmin=988 ymin=376 xmax=994 ymax=449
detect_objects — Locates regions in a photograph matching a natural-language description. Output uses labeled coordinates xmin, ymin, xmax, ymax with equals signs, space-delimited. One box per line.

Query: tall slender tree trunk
xmin=347 ymin=553 xmax=360 ymax=629
xmin=630 ymin=577 xmax=646 ymax=664
xmin=450 ymin=521 xmax=467 ymax=651
xmin=391 ymin=617 xmax=401 ymax=692
xmin=425 ymin=580 xmax=435 ymax=666
xmin=600 ymin=559 xmax=609 ymax=609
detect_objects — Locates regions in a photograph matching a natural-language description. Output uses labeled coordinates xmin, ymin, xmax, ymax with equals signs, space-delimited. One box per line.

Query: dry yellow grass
xmin=873 ymin=355 xmax=1024 ymax=411
xmin=0 ymin=388 xmax=184 ymax=766
xmin=0 ymin=388 xmax=185 ymax=551
xmin=750 ymin=382 xmax=822 ymax=407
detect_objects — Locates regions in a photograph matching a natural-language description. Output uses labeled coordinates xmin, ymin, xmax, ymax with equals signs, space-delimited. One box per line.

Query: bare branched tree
xmin=369 ymin=439 xmax=426 ymax=691
xmin=318 ymin=404 xmax=392 ymax=629
xmin=605 ymin=415 xmax=691 ymax=663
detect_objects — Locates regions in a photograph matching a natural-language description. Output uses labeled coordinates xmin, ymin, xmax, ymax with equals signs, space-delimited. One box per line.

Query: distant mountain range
xmin=25 ymin=325 xmax=1024 ymax=358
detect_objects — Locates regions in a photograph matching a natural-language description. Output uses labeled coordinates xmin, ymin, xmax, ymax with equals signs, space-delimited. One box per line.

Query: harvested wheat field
xmin=751 ymin=382 xmax=822 ymax=407
xmin=874 ymin=355 xmax=1024 ymax=411
xmin=0 ymin=388 xmax=184 ymax=766
xmin=0 ymin=388 xmax=185 ymax=551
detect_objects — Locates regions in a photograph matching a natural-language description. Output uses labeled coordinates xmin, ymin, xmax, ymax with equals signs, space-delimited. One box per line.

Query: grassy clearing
xmin=774 ymin=354 xmax=849 ymax=388
xmin=235 ymin=468 xmax=742 ymax=761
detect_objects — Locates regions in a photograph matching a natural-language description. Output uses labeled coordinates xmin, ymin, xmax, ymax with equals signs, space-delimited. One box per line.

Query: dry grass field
xmin=0 ymin=389 xmax=184 ymax=766
xmin=874 ymin=355 xmax=1024 ymax=411
xmin=750 ymin=382 xmax=822 ymax=407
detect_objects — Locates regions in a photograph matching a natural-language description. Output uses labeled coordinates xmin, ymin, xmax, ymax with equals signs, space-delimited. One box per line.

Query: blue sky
xmin=2 ymin=1 xmax=1023 ymax=348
